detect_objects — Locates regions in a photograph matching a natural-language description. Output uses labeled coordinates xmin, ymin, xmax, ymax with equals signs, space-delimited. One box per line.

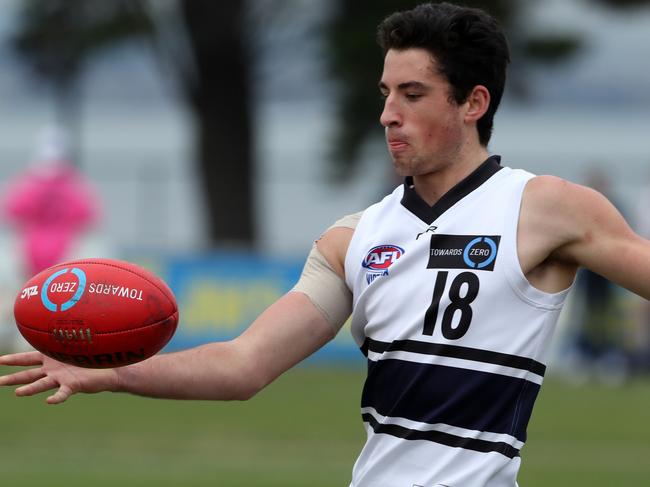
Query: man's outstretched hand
xmin=0 ymin=352 xmax=120 ymax=404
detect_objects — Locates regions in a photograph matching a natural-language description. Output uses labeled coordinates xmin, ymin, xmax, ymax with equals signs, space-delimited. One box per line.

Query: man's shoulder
xmin=519 ymin=174 xmax=618 ymax=259
xmin=324 ymin=184 xmax=403 ymax=233
xmin=327 ymin=211 xmax=364 ymax=232
xmin=524 ymin=174 xmax=569 ymax=191
xmin=523 ymin=175 xmax=599 ymax=212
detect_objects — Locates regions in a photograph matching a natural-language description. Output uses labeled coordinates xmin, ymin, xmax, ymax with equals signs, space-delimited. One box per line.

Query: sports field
xmin=0 ymin=365 xmax=648 ymax=486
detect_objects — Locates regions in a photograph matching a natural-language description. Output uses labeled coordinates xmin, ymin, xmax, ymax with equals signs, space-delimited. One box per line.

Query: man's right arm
xmin=118 ymin=290 xmax=338 ymax=401
xmin=0 ymin=290 xmax=336 ymax=404
xmin=121 ymin=222 xmax=357 ymax=400
xmin=0 ymin=225 xmax=355 ymax=405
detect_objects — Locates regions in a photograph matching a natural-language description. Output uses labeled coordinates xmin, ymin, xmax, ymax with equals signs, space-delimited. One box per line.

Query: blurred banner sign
xmin=141 ymin=252 xmax=361 ymax=364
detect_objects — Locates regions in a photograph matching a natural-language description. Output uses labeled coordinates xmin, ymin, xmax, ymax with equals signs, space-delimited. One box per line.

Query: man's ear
xmin=464 ymin=85 xmax=490 ymax=123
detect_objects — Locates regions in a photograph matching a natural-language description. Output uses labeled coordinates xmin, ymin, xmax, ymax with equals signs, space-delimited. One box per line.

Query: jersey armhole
xmin=503 ymin=175 xmax=572 ymax=309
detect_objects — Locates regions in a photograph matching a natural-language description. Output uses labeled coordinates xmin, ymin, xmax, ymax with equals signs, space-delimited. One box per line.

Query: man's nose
xmin=380 ymin=96 xmax=402 ymax=127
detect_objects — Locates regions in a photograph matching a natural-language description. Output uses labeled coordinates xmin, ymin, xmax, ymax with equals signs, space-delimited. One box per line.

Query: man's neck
xmin=411 ymin=146 xmax=490 ymax=206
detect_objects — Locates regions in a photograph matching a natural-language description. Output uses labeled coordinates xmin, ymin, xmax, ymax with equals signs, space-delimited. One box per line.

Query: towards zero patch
xmin=428 ymin=234 xmax=501 ymax=271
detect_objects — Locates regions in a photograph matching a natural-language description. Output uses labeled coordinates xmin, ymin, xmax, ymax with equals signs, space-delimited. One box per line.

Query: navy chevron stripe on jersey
xmin=362 ymin=412 xmax=520 ymax=459
xmin=361 ymin=358 xmax=540 ymax=442
xmin=361 ymin=337 xmax=546 ymax=377
xmin=401 ymin=155 xmax=502 ymax=224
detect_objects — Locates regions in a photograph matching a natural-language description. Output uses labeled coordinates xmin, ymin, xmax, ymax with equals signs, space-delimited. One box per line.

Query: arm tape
xmin=290 ymin=243 xmax=352 ymax=334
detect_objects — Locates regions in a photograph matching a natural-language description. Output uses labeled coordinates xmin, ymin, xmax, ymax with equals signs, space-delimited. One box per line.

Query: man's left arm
xmin=542 ymin=176 xmax=650 ymax=299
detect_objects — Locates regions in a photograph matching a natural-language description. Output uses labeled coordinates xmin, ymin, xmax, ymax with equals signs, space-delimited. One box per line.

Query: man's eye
xmin=406 ymin=93 xmax=422 ymax=101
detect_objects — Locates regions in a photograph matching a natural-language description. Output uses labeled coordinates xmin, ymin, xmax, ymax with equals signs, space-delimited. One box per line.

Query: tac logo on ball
xmin=40 ymin=267 xmax=87 ymax=312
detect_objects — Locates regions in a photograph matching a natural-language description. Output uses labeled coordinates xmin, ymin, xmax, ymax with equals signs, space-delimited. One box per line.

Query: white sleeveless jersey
xmin=345 ymin=157 xmax=571 ymax=487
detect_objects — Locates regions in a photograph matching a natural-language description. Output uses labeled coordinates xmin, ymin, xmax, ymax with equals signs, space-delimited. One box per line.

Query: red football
xmin=13 ymin=258 xmax=178 ymax=368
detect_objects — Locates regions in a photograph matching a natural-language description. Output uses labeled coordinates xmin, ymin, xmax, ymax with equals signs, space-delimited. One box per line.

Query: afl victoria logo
xmin=362 ymin=245 xmax=405 ymax=270
xmin=362 ymin=244 xmax=405 ymax=285
xmin=41 ymin=267 xmax=87 ymax=312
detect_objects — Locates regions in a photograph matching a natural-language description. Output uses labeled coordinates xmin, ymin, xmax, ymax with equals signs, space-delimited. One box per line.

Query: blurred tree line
xmin=11 ymin=0 xmax=650 ymax=247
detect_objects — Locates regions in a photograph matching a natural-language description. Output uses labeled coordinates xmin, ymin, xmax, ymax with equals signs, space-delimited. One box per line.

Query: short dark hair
xmin=377 ymin=2 xmax=510 ymax=146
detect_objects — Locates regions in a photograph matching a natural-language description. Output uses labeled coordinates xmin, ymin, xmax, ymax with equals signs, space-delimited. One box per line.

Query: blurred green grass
xmin=0 ymin=365 xmax=649 ymax=486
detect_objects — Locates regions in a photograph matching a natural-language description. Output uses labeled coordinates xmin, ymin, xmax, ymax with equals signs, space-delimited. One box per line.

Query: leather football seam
xmin=15 ymin=313 xmax=177 ymax=336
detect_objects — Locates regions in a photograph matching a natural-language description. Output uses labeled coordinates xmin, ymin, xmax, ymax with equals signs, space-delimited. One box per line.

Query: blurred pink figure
xmin=2 ymin=127 xmax=99 ymax=277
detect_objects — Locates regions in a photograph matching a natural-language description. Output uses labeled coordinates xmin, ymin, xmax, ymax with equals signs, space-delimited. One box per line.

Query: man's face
xmin=379 ymin=48 xmax=467 ymax=177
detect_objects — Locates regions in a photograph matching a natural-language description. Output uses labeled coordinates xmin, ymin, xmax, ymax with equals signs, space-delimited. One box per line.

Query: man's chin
xmin=392 ymin=161 xmax=413 ymax=178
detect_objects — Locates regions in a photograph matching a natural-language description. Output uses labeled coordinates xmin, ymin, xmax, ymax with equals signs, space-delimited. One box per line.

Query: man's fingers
xmin=0 ymin=367 xmax=45 ymax=386
xmin=0 ymin=351 xmax=44 ymax=367
xmin=15 ymin=375 xmax=58 ymax=397
xmin=1 ymin=352 xmax=82 ymax=404
xmin=46 ymin=384 xmax=74 ymax=405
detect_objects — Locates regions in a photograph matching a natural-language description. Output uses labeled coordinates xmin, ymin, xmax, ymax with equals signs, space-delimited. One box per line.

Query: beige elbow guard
xmin=291 ymin=243 xmax=352 ymax=333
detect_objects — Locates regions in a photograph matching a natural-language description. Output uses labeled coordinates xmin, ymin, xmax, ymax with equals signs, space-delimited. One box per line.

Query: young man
xmin=2 ymin=3 xmax=649 ymax=486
